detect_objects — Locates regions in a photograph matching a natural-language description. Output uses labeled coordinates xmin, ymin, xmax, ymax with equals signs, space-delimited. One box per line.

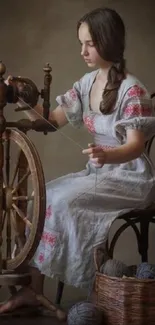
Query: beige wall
xmin=0 ymin=0 xmax=155 ymax=302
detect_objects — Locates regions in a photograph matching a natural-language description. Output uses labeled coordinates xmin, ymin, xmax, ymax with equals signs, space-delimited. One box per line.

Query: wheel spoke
xmin=3 ymin=177 xmax=6 ymax=188
xmin=2 ymin=211 xmax=6 ymax=230
xmin=12 ymin=195 xmax=34 ymax=202
xmin=11 ymin=209 xmax=19 ymax=236
xmin=11 ymin=169 xmax=31 ymax=195
xmin=5 ymin=133 xmax=11 ymax=186
xmin=6 ymin=210 xmax=11 ymax=259
xmin=10 ymin=150 xmax=22 ymax=187
xmin=11 ymin=209 xmax=24 ymax=252
xmin=12 ymin=203 xmax=32 ymax=229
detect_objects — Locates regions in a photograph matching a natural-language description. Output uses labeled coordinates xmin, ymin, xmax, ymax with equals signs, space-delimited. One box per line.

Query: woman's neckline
xmin=88 ymin=69 xmax=129 ymax=115
xmin=88 ymin=69 xmax=103 ymax=114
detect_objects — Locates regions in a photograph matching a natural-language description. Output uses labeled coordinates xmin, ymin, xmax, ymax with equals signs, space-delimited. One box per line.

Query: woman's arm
xmin=82 ymin=129 xmax=145 ymax=165
xmin=24 ymin=104 xmax=68 ymax=128
xmin=5 ymin=76 xmax=69 ymax=128
xmin=103 ymin=129 xmax=145 ymax=164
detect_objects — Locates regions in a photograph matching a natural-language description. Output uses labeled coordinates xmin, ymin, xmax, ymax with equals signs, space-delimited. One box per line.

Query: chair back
xmin=145 ymin=92 xmax=155 ymax=156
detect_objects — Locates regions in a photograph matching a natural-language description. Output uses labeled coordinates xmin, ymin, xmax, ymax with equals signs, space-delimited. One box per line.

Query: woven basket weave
xmin=94 ymin=249 xmax=155 ymax=325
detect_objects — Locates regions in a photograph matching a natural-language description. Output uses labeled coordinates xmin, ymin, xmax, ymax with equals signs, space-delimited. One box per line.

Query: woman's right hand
xmin=5 ymin=75 xmax=13 ymax=86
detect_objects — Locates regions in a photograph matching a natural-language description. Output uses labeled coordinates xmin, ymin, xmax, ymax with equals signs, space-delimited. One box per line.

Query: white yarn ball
xmin=100 ymin=259 xmax=130 ymax=277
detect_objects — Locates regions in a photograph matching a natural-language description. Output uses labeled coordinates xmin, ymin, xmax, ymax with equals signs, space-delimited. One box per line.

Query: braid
xmin=100 ymin=58 xmax=126 ymax=114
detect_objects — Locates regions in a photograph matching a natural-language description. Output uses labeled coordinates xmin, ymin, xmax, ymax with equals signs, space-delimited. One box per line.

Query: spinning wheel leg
xmin=35 ymin=292 xmax=67 ymax=321
xmin=0 ymin=279 xmax=67 ymax=321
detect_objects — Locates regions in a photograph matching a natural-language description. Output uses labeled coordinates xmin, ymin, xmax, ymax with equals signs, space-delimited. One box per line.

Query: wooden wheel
xmin=1 ymin=128 xmax=46 ymax=270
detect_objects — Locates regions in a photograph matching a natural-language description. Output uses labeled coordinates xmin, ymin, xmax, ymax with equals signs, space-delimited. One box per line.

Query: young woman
xmin=1 ymin=7 xmax=155 ymax=312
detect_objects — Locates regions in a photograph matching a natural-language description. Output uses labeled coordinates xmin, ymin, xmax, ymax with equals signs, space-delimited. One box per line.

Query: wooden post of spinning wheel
xmin=0 ymin=63 xmax=7 ymax=273
xmin=0 ymin=61 xmax=66 ymax=321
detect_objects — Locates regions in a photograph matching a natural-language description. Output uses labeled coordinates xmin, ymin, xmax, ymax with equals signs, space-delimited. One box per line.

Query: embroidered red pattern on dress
xmin=61 ymin=88 xmax=77 ymax=108
xmin=41 ymin=231 xmax=57 ymax=246
xmin=46 ymin=204 xmax=52 ymax=219
xmin=38 ymin=252 xmax=45 ymax=263
xmin=124 ymin=104 xmax=151 ymax=117
xmin=83 ymin=116 xmax=95 ymax=133
xmin=68 ymin=88 xmax=77 ymax=101
xmin=127 ymin=85 xmax=146 ymax=97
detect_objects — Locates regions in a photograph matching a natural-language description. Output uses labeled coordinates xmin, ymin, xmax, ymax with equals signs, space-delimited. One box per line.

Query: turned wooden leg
xmin=35 ymin=292 xmax=66 ymax=322
xmin=139 ymin=219 xmax=149 ymax=262
xmin=55 ymin=280 xmax=64 ymax=305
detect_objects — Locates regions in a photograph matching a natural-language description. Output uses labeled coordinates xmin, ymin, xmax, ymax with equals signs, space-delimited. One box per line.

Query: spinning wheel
xmin=2 ymin=128 xmax=46 ymax=271
xmin=0 ymin=62 xmax=66 ymax=321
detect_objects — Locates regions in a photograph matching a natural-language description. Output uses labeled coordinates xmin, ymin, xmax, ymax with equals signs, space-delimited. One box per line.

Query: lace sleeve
xmin=56 ymin=76 xmax=86 ymax=128
xmin=115 ymin=85 xmax=155 ymax=141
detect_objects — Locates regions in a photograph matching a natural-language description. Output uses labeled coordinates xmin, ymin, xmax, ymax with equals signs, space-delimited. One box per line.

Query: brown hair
xmin=77 ymin=7 xmax=126 ymax=114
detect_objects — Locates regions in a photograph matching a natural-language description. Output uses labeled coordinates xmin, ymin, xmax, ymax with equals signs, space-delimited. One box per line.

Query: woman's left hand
xmin=82 ymin=143 xmax=106 ymax=168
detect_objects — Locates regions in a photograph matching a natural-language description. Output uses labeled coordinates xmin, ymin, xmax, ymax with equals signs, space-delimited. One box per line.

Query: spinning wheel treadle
xmin=0 ymin=62 xmax=66 ymax=321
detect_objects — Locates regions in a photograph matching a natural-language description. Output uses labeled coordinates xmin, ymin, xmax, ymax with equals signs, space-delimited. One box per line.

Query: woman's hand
xmin=4 ymin=75 xmax=12 ymax=86
xmin=82 ymin=130 xmax=145 ymax=166
xmin=82 ymin=143 xmax=106 ymax=168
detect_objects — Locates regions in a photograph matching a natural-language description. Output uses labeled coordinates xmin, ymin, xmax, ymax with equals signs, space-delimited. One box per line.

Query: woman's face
xmin=78 ymin=22 xmax=107 ymax=68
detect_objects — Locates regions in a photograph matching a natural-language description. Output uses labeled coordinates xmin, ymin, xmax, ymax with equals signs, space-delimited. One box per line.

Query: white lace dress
xmin=30 ymin=70 xmax=155 ymax=288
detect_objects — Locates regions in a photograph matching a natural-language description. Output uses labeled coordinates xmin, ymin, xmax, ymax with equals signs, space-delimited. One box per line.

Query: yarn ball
xmin=100 ymin=258 xmax=130 ymax=278
xmin=136 ymin=262 xmax=155 ymax=279
xmin=67 ymin=301 xmax=103 ymax=325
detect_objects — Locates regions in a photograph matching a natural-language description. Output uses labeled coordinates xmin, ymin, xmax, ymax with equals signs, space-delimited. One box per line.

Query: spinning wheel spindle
xmin=41 ymin=63 xmax=52 ymax=134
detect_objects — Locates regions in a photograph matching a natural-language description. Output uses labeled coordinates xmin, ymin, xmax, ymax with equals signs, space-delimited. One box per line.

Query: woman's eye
xmin=88 ymin=43 xmax=94 ymax=47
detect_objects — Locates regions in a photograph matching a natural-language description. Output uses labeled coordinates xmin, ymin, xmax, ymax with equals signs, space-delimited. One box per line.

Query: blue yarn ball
xmin=67 ymin=302 xmax=103 ymax=325
xmin=136 ymin=262 xmax=155 ymax=279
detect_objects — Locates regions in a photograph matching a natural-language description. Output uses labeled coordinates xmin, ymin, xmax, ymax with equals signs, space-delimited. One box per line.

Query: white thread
xmin=18 ymin=97 xmax=104 ymax=192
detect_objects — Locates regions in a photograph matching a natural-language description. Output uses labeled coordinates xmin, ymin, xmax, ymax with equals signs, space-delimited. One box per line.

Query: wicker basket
xmin=94 ymin=248 xmax=155 ymax=325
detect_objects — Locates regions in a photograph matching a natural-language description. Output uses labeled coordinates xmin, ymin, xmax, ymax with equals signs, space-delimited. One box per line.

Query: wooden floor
xmin=0 ymin=274 xmax=88 ymax=325
xmin=0 ymin=307 xmax=67 ymax=325
xmin=0 ymin=316 xmax=66 ymax=325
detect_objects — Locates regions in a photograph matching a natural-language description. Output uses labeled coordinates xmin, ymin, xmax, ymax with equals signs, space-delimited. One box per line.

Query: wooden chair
xmin=55 ymin=93 xmax=155 ymax=306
